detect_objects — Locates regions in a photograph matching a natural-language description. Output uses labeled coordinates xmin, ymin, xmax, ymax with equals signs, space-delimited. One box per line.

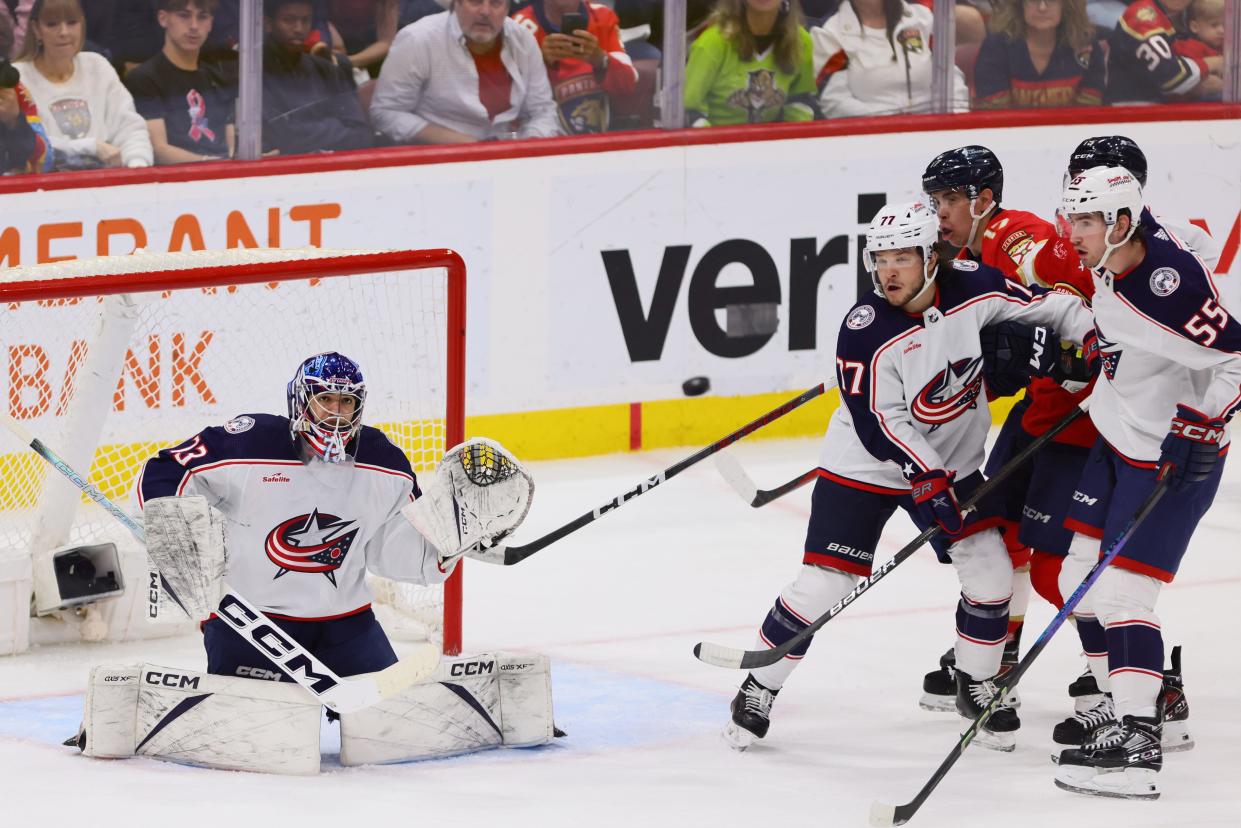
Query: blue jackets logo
xmin=265 ymin=509 xmax=360 ymax=585
xmin=911 ymin=356 xmax=984 ymax=429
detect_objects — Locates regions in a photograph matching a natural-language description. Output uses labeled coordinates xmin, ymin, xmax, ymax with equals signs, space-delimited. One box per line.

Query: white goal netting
xmin=0 ymin=247 xmax=464 ymax=652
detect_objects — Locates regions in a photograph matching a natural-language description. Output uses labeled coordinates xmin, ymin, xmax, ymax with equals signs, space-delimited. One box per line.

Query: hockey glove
xmin=1081 ymin=328 xmax=1102 ymax=377
xmin=910 ymin=469 xmax=966 ymax=536
xmin=979 ymin=322 xmax=1057 ymax=398
xmin=1050 ymin=340 xmax=1093 ymax=393
xmin=1158 ymin=404 xmax=1226 ymax=491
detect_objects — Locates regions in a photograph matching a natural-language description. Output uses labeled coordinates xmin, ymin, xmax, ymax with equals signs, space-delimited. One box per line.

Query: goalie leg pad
xmin=339 ymin=652 xmax=553 ymax=766
xmin=141 ymin=495 xmax=227 ymax=620
xmin=79 ymin=663 xmax=321 ymax=774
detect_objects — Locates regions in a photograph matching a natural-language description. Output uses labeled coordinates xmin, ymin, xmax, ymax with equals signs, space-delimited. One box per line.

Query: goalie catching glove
xmin=141 ymin=495 xmax=227 ymax=619
xmin=402 ymin=438 xmax=534 ymax=569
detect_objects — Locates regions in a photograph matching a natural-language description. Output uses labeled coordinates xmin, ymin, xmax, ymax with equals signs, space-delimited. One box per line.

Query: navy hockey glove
xmin=979 ymin=323 xmax=1057 ymax=398
xmin=1158 ymin=404 xmax=1226 ymax=491
xmin=910 ymin=469 xmax=966 ymax=536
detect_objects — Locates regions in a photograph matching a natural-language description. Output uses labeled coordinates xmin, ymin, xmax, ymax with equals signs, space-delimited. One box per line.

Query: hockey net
xmin=0 ymin=247 xmax=465 ymax=654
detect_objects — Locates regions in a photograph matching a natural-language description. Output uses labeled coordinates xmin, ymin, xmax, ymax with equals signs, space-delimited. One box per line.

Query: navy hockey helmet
xmin=287 ymin=352 xmax=367 ymax=463
xmin=1067 ymin=136 xmax=1148 ymax=187
xmin=921 ymin=145 xmax=1004 ymax=202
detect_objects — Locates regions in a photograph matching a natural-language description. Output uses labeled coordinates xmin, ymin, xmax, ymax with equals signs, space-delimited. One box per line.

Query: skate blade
xmin=722 ymin=721 xmax=755 ymax=752
xmin=1072 ymin=693 xmax=1104 ymax=714
xmin=1054 ymin=774 xmax=1159 ymax=801
xmin=963 ymin=719 xmax=1016 ymax=752
xmin=1162 ymin=720 xmax=1194 ymax=752
xmin=918 ymin=693 xmax=958 ymax=712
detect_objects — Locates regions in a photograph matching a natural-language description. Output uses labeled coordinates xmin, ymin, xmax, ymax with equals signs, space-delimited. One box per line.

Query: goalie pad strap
xmin=81 ymin=663 xmax=321 ymax=774
xmin=339 ymin=652 xmax=553 ymax=766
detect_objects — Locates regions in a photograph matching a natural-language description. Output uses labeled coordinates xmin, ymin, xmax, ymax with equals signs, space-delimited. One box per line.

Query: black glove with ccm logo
xmin=1158 ymin=404 xmax=1226 ymax=491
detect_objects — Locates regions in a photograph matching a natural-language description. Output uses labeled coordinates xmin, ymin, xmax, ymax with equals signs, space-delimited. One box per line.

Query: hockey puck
xmin=682 ymin=376 xmax=710 ymax=397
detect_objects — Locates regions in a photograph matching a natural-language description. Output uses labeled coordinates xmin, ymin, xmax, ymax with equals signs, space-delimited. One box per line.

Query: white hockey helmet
xmin=1060 ymin=165 xmax=1143 ymax=272
xmin=863 ymin=201 xmax=939 ymax=299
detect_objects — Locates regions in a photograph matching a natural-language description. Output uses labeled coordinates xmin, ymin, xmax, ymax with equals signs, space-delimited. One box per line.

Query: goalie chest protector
xmin=138 ymin=414 xmax=424 ymax=619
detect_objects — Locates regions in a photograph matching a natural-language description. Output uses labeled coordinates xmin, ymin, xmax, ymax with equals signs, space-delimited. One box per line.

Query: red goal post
xmin=0 ymin=247 xmax=465 ymax=655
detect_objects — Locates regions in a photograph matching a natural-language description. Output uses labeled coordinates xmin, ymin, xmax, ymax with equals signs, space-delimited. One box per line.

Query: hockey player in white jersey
xmin=1065 ymin=136 xmax=1221 ymax=272
xmin=723 ymin=202 xmax=1094 ymax=753
xmin=1053 ymin=167 xmax=1241 ymax=800
xmin=66 ymin=352 xmax=548 ymax=773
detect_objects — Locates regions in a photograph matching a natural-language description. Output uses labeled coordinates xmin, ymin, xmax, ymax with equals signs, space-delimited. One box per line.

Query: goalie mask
xmin=287 ymin=352 xmax=367 ymax=464
xmin=863 ymin=201 xmax=940 ymax=303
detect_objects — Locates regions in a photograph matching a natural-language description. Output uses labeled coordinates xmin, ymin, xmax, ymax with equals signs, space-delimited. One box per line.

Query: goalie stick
xmin=693 ymin=398 xmax=1091 ymax=670
xmin=466 ymin=381 xmax=835 ymax=566
xmin=0 ymin=412 xmax=439 ymax=714
xmin=713 ymin=452 xmax=817 ymax=507
xmin=870 ymin=467 xmax=1171 ymax=827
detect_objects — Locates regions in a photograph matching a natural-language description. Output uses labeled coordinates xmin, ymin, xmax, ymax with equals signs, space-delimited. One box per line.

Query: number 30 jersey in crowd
xmin=819 ymin=260 xmax=1094 ymax=491
xmin=1089 ymin=229 xmax=1241 ymax=462
xmin=138 ymin=413 xmax=446 ymax=619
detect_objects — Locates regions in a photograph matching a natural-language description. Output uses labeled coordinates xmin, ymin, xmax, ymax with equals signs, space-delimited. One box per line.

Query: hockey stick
xmin=693 ymin=398 xmax=1091 ymax=670
xmin=870 ymin=466 xmax=1172 ymax=827
xmin=713 ymin=452 xmax=817 ymax=507
xmin=466 ymin=382 xmax=834 ymax=566
xmin=0 ymin=413 xmax=439 ymax=714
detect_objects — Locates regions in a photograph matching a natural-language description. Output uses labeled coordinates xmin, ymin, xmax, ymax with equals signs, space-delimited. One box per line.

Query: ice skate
xmin=1050 ymin=694 xmax=1115 ymax=763
xmin=1161 ymin=646 xmax=1193 ymax=752
xmin=1067 ymin=666 xmax=1103 ymax=713
xmin=955 ymin=671 xmax=1019 ymax=752
xmin=1055 ymin=714 xmax=1161 ymax=800
xmin=723 ymin=674 xmax=778 ymax=752
xmin=919 ymin=647 xmax=956 ymax=712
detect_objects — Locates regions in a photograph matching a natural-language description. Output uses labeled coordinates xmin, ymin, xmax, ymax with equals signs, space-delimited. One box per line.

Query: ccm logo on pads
xmin=1072 ymin=491 xmax=1098 ymax=506
xmin=144 ymin=671 xmax=201 ymax=690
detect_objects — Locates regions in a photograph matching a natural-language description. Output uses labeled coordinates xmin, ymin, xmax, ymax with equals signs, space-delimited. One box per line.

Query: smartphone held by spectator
xmin=513 ymin=0 xmax=638 ymax=134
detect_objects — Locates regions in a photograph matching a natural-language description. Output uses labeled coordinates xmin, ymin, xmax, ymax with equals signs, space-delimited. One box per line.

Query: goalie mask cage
xmin=0 ymin=247 xmax=465 ymax=655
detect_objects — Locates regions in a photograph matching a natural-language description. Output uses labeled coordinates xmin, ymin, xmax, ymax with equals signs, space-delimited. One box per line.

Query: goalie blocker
xmin=69 ymin=653 xmax=555 ymax=773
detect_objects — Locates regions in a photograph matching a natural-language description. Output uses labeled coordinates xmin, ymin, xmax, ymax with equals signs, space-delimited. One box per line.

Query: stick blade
xmin=464 ymin=541 xmax=511 ymax=565
xmin=713 ymin=452 xmax=759 ymax=506
xmin=692 ymin=640 xmax=746 ymax=669
xmin=868 ymin=801 xmax=902 ymax=827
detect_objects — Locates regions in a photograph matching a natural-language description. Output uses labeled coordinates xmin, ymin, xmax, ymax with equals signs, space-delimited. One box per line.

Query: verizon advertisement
xmin=0 ymin=117 xmax=1236 ymax=417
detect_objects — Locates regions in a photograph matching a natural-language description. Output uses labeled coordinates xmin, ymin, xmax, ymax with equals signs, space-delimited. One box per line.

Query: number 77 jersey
xmin=1089 ymin=231 xmax=1241 ymax=463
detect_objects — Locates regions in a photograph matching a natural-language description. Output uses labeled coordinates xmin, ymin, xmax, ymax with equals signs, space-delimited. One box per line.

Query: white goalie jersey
xmin=137 ymin=413 xmax=447 ymax=619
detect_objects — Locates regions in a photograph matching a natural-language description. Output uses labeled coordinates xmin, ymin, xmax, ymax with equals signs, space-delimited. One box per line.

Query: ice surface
xmin=2 ymin=435 xmax=1238 ymax=827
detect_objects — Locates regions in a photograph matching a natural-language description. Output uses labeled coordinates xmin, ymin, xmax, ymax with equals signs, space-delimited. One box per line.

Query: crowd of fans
xmin=0 ymin=0 xmax=1230 ymax=174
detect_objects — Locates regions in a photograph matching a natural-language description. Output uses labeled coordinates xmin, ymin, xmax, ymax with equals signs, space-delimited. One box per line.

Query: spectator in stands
xmin=13 ymin=0 xmax=152 ymax=168
xmin=325 ymin=0 xmax=397 ymax=74
xmin=512 ymin=0 xmax=637 ymax=133
xmin=1177 ymin=0 xmax=1223 ymax=58
xmin=125 ymin=0 xmax=234 ymax=164
xmin=683 ymin=0 xmax=817 ymax=127
xmin=0 ymin=16 xmax=52 ymax=172
xmin=813 ymin=0 xmax=968 ymax=118
xmin=371 ymin=0 xmax=559 ymax=143
xmin=1105 ymin=0 xmax=1221 ymax=103
xmin=262 ymin=0 xmax=372 ymax=154
xmin=973 ymin=0 xmax=1105 ymax=108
